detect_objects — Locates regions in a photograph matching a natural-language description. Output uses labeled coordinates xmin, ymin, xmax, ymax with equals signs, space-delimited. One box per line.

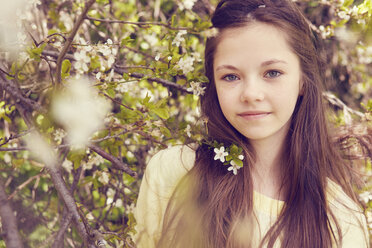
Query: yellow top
xmin=134 ymin=145 xmax=369 ymax=247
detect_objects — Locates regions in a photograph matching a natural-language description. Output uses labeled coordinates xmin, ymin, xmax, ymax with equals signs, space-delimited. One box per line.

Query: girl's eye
xmin=264 ymin=70 xmax=282 ymax=78
xmin=222 ymin=74 xmax=239 ymax=82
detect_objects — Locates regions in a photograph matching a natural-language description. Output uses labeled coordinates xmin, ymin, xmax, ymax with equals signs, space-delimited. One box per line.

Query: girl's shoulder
xmin=143 ymin=145 xmax=197 ymax=198
xmin=326 ymin=179 xmax=369 ymax=247
xmin=326 ymin=179 xmax=361 ymax=213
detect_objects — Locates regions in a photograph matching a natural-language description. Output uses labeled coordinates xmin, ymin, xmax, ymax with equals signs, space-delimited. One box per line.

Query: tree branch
xmin=52 ymin=166 xmax=83 ymax=248
xmin=56 ymin=0 xmax=96 ymax=85
xmin=41 ymin=49 xmax=190 ymax=93
xmin=47 ymin=165 xmax=95 ymax=247
xmin=0 ymin=73 xmax=46 ymax=113
xmin=6 ymin=90 xmax=96 ymax=248
xmin=86 ymin=16 xmax=190 ymax=31
xmin=323 ymin=91 xmax=365 ymax=118
xmin=114 ymin=66 xmax=189 ymax=93
xmin=89 ymin=144 xmax=137 ymax=178
xmin=0 ymin=178 xmax=24 ymax=248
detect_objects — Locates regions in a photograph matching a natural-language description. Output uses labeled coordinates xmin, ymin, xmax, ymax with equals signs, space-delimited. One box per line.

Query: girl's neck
xmin=250 ymin=136 xmax=287 ymax=201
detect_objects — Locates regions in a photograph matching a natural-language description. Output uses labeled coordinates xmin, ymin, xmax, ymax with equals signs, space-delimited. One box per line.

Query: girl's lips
xmin=238 ymin=111 xmax=271 ymax=120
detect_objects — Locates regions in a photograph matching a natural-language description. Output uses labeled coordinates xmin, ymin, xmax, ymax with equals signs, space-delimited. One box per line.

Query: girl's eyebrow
xmin=215 ymin=65 xmax=239 ymax=71
xmin=216 ymin=60 xmax=288 ymax=72
xmin=261 ymin=59 xmax=287 ymax=66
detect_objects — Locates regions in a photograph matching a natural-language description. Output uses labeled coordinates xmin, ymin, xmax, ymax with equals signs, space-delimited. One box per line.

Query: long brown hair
xmin=157 ymin=0 xmax=361 ymax=247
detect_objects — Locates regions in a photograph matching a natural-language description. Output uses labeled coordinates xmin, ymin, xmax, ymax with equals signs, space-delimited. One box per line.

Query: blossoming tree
xmin=0 ymin=0 xmax=371 ymax=247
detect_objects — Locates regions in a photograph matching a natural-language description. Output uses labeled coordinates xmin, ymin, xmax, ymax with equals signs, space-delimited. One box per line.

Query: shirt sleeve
xmin=134 ymin=145 xmax=195 ymax=248
xmin=327 ymin=180 xmax=370 ymax=248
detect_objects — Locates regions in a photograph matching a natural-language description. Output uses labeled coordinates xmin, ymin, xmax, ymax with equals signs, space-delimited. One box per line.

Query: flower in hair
xmin=212 ymin=142 xmax=244 ymax=175
xmin=228 ymin=160 xmax=241 ymax=175
xmin=214 ymin=146 xmax=229 ymax=162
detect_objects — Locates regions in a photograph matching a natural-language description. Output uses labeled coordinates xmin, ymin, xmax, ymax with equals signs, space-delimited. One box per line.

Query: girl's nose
xmin=239 ymin=79 xmax=265 ymax=103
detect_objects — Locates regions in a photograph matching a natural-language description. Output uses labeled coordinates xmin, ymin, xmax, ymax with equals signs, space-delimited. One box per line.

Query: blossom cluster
xmin=213 ymin=143 xmax=245 ymax=175
xmin=179 ymin=0 xmax=197 ymax=11
xmin=73 ymin=38 xmax=117 ymax=78
xmin=187 ymin=81 xmax=206 ymax=96
xmin=172 ymin=30 xmax=187 ymax=47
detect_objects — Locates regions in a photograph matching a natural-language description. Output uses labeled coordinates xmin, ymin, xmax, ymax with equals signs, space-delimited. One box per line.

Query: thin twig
xmin=7 ymin=171 xmax=44 ymax=200
xmin=115 ymin=65 xmax=155 ymax=71
xmin=114 ymin=66 xmax=189 ymax=93
xmin=87 ymin=16 xmax=190 ymax=31
xmin=89 ymin=144 xmax=137 ymax=177
xmin=56 ymin=0 xmax=96 ymax=85
xmin=102 ymin=92 xmax=134 ymax=111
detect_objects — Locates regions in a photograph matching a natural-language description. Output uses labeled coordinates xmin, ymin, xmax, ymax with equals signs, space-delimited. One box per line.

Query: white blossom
xmin=357 ymin=19 xmax=366 ymax=25
xmin=86 ymin=154 xmax=105 ymax=169
xmin=338 ymin=11 xmax=350 ymax=21
xmin=115 ymin=81 xmax=136 ymax=93
xmin=187 ymin=81 xmax=206 ymax=96
xmin=185 ymin=124 xmax=192 ymax=137
xmin=144 ymin=33 xmax=158 ymax=47
xmin=228 ymin=160 xmax=241 ymax=175
xmin=180 ymin=0 xmax=197 ymax=10
xmin=62 ymin=159 xmax=73 ymax=173
xmin=115 ymin=198 xmax=123 ymax=208
xmin=350 ymin=6 xmax=358 ymax=17
xmin=3 ymin=153 xmax=11 ymax=164
xmin=96 ymin=72 xmax=102 ymax=80
xmin=51 ymin=77 xmax=111 ymax=149
xmin=59 ymin=11 xmax=74 ymax=31
xmin=53 ymin=128 xmax=67 ymax=144
xmin=238 ymin=154 xmax=244 ymax=160
xmin=319 ymin=25 xmax=332 ymax=39
xmin=178 ymin=56 xmax=195 ymax=74
xmin=214 ymin=146 xmax=228 ymax=163
xmin=172 ymin=30 xmax=187 ymax=47
xmin=202 ymin=28 xmax=219 ymax=38
xmin=155 ymin=53 xmax=161 ymax=61
xmin=106 ymin=188 xmax=116 ymax=205
xmin=125 ymin=203 xmax=136 ymax=215
xmin=86 ymin=212 xmax=94 ymax=220
xmin=74 ymin=50 xmax=91 ymax=73
xmin=359 ymin=191 xmax=372 ymax=204
xmin=98 ymin=171 xmax=110 ymax=184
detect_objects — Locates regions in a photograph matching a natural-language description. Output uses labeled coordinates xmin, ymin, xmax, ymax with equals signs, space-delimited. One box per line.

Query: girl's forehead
xmin=214 ymin=23 xmax=293 ymax=58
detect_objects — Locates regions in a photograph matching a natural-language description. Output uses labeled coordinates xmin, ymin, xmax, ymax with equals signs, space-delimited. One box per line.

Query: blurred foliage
xmin=0 ymin=0 xmax=371 ymax=247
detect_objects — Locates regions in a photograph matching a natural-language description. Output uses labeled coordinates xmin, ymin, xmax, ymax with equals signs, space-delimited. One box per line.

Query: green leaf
xmin=27 ymin=43 xmax=46 ymax=62
xmin=90 ymin=56 xmax=101 ymax=70
xmin=171 ymin=15 xmax=177 ymax=27
xmin=123 ymin=173 xmax=135 ymax=185
xmin=160 ymin=126 xmax=171 ymax=137
xmin=61 ymin=59 xmax=71 ymax=80
xmin=230 ymin=144 xmax=239 ymax=154
xmin=343 ymin=0 xmax=353 ymax=7
xmin=153 ymin=107 xmax=169 ymax=119
xmin=232 ymin=159 xmax=243 ymax=168
xmin=141 ymin=93 xmax=151 ymax=107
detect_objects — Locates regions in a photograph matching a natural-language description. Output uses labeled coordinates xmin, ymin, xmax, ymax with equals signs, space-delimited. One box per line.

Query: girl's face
xmin=213 ymin=22 xmax=301 ymax=145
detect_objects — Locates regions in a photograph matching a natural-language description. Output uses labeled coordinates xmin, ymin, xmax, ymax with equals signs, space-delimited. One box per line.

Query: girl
xmin=135 ymin=0 xmax=369 ymax=247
